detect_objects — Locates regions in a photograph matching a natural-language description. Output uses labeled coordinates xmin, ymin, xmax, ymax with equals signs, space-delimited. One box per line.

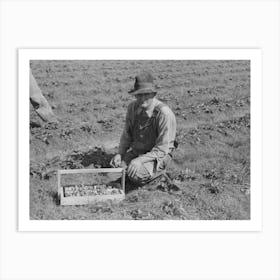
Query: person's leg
xmin=157 ymin=154 xmax=172 ymax=172
xmin=121 ymin=150 xmax=153 ymax=185
xmin=124 ymin=152 xmax=173 ymax=186
xmin=143 ymin=154 xmax=173 ymax=184
xmin=128 ymin=160 xmax=154 ymax=186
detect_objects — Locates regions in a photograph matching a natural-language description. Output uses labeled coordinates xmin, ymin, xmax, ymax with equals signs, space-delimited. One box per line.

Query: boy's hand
xmin=110 ymin=154 xmax=122 ymax=168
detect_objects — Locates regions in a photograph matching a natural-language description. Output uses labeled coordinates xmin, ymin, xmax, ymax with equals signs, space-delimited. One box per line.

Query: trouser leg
xmin=123 ymin=151 xmax=172 ymax=186
xmin=122 ymin=151 xmax=150 ymax=185
xmin=122 ymin=150 xmax=151 ymax=185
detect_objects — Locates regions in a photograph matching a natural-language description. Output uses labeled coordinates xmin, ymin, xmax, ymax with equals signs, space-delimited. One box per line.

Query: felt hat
xmin=128 ymin=71 xmax=157 ymax=95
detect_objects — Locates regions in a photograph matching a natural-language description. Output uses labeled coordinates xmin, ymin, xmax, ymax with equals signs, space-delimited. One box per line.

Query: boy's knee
xmin=127 ymin=162 xmax=152 ymax=185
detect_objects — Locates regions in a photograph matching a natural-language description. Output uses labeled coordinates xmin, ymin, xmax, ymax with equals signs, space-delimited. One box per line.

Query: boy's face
xmin=135 ymin=92 xmax=156 ymax=109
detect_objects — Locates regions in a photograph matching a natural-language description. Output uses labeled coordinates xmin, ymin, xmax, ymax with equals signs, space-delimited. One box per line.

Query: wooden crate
xmin=57 ymin=168 xmax=125 ymax=206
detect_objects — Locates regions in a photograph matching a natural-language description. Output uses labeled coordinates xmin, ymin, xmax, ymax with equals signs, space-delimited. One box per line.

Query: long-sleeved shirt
xmin=119 ymin=98 xmax=177 ymax=164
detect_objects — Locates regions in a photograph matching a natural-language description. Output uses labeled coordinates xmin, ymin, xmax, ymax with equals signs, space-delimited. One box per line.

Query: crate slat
xmin=58 ymin=168 xmax=123 ymax=175
xmin=61 ymin=193 xmax=125 ymax=206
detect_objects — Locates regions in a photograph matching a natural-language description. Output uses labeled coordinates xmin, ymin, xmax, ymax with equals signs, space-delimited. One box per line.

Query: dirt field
xmin=30 ymin=60 xmax=250 ymax=220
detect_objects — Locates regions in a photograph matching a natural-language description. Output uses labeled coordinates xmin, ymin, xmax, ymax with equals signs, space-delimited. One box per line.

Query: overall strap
xmin=131 ymin=102 xmax=167 ymax=128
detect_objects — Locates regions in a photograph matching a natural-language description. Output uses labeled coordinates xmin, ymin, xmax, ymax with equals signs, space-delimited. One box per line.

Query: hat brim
xmin=128 ymin=88 xmax=157 ymax=95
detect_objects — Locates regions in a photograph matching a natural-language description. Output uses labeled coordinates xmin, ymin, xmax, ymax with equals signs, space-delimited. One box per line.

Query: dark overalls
xmin=123 ymin=103 xmax=172 ymax=185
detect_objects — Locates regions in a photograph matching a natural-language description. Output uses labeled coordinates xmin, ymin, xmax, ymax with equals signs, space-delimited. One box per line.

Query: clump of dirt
xmin=30 ymin=146 xmax=116 ymax=181
xmin=200 ymin=181 xmax=224 ymax=195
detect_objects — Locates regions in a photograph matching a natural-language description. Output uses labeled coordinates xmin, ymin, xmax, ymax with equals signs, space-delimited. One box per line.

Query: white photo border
xmin=19 ymin=48 xmax=262 ymax=232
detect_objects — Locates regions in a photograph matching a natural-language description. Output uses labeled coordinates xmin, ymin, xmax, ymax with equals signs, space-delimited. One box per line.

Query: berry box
xmin=57 ymin=168 xmax=125 ymax=205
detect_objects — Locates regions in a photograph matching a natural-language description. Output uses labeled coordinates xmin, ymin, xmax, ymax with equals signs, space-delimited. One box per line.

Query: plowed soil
xmin=30 ymin=60 xmax=250 ymax=220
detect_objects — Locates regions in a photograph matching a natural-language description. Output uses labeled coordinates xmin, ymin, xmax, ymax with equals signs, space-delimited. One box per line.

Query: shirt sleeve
xmin=118 ymin=102 xmax=134 ymax=156
xmin=138 ymin=107 xmax=176 ymax=163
